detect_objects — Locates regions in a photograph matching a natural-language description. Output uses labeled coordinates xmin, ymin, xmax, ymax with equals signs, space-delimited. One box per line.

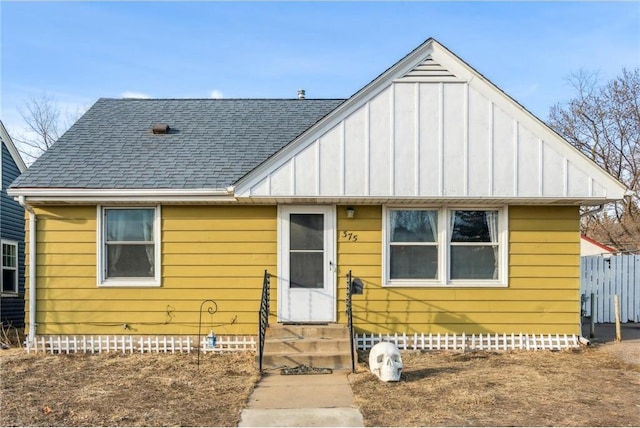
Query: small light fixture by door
xmin=346 ymin=207 xmax=355 ymax=218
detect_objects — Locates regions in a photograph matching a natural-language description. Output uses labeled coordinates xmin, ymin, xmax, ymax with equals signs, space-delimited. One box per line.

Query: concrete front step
xmin=261 ymin=352 xmax=353 ymax=371
xmin=266 ymin=324 xmax=351 ymax=340
xmin=260 ymin=324 xmax=354 ymax=371
xmin=263 ymin=337 xmax=352 ymax=354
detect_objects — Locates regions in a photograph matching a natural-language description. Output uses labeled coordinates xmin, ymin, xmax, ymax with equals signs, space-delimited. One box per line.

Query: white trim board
xmin=0 ymin=121 xmax=27 ymax=173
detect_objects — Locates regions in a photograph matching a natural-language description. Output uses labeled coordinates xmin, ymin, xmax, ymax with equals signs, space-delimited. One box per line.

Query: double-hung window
xmin=98 ymin=206 xmax=161 ymax=286
xmin=449 ymin=210 xmax=500 ymax=281
xmin=384 ymin=207 xmax=506 ymax=287
xmin=389 ymin=210 xmax=439 ymax=280
xmin=1 ymin=240 xmax=18 ymax=294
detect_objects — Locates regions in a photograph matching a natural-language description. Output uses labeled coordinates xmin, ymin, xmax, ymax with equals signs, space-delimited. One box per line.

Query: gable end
xmin=235 ymin=39 xmax=627 ymax=204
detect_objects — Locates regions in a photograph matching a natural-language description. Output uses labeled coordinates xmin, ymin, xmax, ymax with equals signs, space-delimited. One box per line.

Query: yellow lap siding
xmin=510 ymin=254 xmax=578 ymax=265
xmin=338 ymin=205 xmax=581 ymax=335
xmin=511 ymin=267 xmax=578 ymax=278
xmin=348 ymin=288 xmax=578 ymax=301
xmin=510 ymin=242 xmax=579 ymax=254
xmin=353 ymin=311 xmax=577 ymax=327
xmin=29 ymin=203 xmax=580 ymax=337
xmin=37 ymin=230 xmax=96 ymax=243
xmin=163 ymin=265 xmax=273 ymax=277
xmin=37 ymin=299 xmax=261 ymax=312
xmin=352 ymin=300 xmax=575 ymax=313
xmin=165 ymin=242 xmax=275 ymax=254
xmin=37 ymin=288 xmax=269 ymax=301
xmin=508 ymin=277 xmax=579 ymax=289
xmin=346 ymin=322 xmax=574 ymax=335
xmin=510 ymin=231 xmax=578 ymax=243
xmin=163 ymin=230 xmax=276 ymax=242
xmin=29 ymin=205 xmax=276 ymax=336
xmin=163 ymin=253 xmax=276 ymax=266
xmin=161 ymin=204 xmax=277 ymax=337
xmin=509 ymin=219 xmax=579 ymax=231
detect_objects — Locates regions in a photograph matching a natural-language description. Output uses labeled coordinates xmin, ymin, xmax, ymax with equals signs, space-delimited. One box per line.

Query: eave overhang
xmin=231 ymin=195 xmax=624 ymax=206
xmin=8 ymin=187 xmax=237 ymax=205
xmin=8 ymin=186 xmax=627 ymax=207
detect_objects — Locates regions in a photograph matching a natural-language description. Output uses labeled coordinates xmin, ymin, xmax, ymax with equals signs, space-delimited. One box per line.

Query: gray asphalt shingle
xmin=10 ymin=98 xmax=345 ymax=189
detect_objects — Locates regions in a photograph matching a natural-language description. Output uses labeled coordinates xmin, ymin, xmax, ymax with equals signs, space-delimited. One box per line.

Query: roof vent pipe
xmin=297 ymin=89 xmax=305 ymax=100
xmin=152 ymin=123 xmax=170 ymax=134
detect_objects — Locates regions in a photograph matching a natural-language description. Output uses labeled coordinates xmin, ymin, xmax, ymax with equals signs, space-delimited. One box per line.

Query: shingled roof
xmin=10 ymin=98 xmax=345 ymax=190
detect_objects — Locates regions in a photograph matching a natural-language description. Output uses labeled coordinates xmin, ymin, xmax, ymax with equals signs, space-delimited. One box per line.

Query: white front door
xmin=278 ymin=205 xmax=336 ymax=323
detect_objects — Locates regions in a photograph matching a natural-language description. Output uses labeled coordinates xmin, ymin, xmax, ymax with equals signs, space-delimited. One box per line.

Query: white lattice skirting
xmin=357 ymin=332 xmax=580 ymax=351
xmin=25 ymin=332 xmax=580 ymax=354
xmin=26 ymin=335 xmax=256 ymax=354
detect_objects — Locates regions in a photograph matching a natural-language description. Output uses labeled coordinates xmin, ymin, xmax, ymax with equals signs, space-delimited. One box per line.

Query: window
xmin=1 ymin=240 xmax=18 ymax=294
xmin=289 ymin=214 xmax=324 ymax=289
xmin=449 ymin=210 xmax=500 ymax=280
xmin=389 ymin=210 xmax=439 ymax=280
xmin=384 ymin=207 xmax=506 ymax=287
xmin=98 ymin=206 xmax=161 ymax=286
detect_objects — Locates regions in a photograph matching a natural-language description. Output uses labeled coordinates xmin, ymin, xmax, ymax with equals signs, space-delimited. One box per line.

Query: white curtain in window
xmin=426 ymin=211 xmax=438 ymax=241
xmin=486 ymin=211 xmax=499 ymax=279
xmin=106 ymin=212 xmax=126 ymax=271
xmin=449 ymin=210 xmax=456 ymax=240
xmin=390 ymin=210 xmax=437 ymax=242
xmin=106 ymin=209 xmax=155 ymax=275
xmin=141 ymin=210 xmax=155 ymax=275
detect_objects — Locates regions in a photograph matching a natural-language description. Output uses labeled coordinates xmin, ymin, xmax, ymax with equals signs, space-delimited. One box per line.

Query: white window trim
xmin=97 ymin=205 xmax=162 ymax=287
xmin=1 ymin=239 xmax=19 ymax=295
xmin=383 ymin=206 xmax=508 ymax=288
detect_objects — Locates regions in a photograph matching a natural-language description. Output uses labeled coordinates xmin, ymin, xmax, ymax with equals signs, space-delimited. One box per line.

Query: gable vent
xmin=397 ymin=55 xmax=458 ymax=82
xmin=152 ymin=123 xmax=170 ymax=134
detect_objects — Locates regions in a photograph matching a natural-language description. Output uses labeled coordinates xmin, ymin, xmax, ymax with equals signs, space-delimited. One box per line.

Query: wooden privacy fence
xmin=581 ymin=254 xmax=640 ymax=323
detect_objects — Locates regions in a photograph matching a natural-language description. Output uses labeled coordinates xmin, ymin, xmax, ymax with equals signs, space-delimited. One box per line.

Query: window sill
xmin=98 ymin=279 xmax=161 ymax=288
xmin=383 ymin=281 xmax=508 ymax=288
xmin=0 ymin=292 xmax=20 ymax=297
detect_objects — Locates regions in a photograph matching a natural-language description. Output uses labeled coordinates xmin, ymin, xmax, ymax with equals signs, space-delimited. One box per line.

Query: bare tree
xmin=13 ymin=94 xmax=81 ymax=164
xmin=548 ymin=68 xmax=640 ymax=253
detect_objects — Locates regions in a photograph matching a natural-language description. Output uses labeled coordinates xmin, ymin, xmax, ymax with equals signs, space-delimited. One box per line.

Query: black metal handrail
xmin=258 ymin=270 xmax=271 ymax=372
xmin=346 ymin=270 xmax=356 ymax=373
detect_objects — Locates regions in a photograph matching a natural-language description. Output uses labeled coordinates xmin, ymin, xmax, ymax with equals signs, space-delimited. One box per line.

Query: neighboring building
xmin=1 ymin=121 xmax=26 ymax=329
xmin=8 ymin=39 xmax=628 ymax=350
xmin=580 ymin=235 xmax=616 ymax=257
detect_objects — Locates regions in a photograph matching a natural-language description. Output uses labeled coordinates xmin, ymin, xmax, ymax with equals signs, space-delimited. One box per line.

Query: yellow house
xmin=8 ymin=39 xmax=627 ymax=357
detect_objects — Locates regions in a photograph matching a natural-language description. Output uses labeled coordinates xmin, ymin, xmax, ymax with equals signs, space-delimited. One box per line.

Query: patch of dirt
xmin=280 ymin=365 xmax=333 ymax=375
xmin=599 ymin=340 xmax=640 ymax=366
xmin=349 ymin=347 xmax=640 ymax=427
xmin=0 ymin=349 xmax=259 ymax=427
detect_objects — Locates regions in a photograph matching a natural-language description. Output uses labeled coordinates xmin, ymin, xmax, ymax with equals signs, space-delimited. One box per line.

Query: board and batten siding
xmin=1 ymin=142 xmax=26 ymax=327
xmin=336 ymin=205 xmax=581 ymax=335
xmin=242 ymin=80 xmax=610 ymax=201
xmin=27 ymin=205 xmax=277 ymax=335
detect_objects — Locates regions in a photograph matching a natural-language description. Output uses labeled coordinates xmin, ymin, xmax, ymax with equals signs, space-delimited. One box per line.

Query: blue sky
xmin=1 ymin=1 xmax=639 ymax=139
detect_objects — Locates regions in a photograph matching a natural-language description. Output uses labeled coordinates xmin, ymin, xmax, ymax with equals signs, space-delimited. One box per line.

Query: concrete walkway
xmin=238 ymin=370 xmax=364 ymax=427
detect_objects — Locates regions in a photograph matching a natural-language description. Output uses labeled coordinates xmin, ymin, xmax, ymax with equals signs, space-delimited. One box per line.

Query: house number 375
xmin=341 ymin=231 xmax=358 ymax=242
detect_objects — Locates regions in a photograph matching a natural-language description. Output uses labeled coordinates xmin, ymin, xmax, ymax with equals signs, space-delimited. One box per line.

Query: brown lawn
xmin=1 ymin=344 xmax=638 ymax=427
xmin=349 ymin=346 xmax=640 ymax=427
xmin=0 ymin=350 xmax=259 ymax=427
